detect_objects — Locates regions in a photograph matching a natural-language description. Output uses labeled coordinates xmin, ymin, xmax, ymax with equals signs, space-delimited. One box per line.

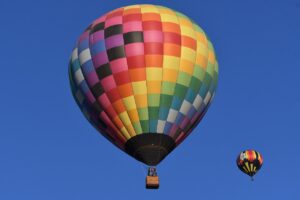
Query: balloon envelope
xmin=69 ymin=4 xmax=218 ymax=165
xmin=237 ymin=150 xmax=263 ymax=177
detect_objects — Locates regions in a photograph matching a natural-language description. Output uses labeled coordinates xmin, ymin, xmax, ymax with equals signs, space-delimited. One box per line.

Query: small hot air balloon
xmin=69 ymin=4 xmax=218 ymax=189
xmin=237 ymin=150 xmax=263 ymax=180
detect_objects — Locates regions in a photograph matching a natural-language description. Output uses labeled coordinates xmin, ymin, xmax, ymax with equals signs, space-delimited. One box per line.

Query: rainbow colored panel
xmin=69 ymin=4 xmax=218 ymax=150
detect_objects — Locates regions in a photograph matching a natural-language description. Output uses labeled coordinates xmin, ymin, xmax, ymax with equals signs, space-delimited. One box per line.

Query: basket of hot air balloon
xmin=69 ymin=4 xmax=218 ymax=189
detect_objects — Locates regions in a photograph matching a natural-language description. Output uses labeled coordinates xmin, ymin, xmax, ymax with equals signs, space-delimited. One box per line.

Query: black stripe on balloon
xmin=92 ymin=101 xmax=103 ymax=113
xmin=96 ymin=63 xmax=112 ymax=79
xmin=124 ymin=31 xmax=144 ymax=44
xmin=91 ymin=22 xmax=105 ymax=34
xmin=107 ymin=46 xmax=126 ymax=61
xmin=91 ymin=82 xmax=104 ymax=97
xmin=104 ymin=25 xmax=123 ymax=38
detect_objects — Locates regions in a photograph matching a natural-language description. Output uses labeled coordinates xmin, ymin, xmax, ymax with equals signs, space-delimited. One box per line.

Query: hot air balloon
xmin=237 ymin=150 xmax=263 ymax=180
xmin=69 ymin=4 xmax=218 ymax=189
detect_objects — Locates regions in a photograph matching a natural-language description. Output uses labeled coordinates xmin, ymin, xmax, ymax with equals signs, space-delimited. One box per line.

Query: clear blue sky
xmin=1 ymin=0 xmax=300 ymax=199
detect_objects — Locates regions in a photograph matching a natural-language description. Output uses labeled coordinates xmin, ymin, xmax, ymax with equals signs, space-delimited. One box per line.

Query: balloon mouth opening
xmin=124 ymin=133 xmax=176 ymax=166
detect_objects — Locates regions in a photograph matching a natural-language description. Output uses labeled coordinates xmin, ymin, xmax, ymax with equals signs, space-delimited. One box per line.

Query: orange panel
xmin=129 ymin=68 xmax=146 ymax=81
xmin=113 ymin=99 xmax=126 ymax=113
xmin=147 ymin=81 xmax=161 ymax=93
xmin=164 ymin=43 xmax=181 ymax=56
xmin=182 ymin=36 xmax=197 ymax=50
xmin=118 ymin=83 xmax=133 ymax=97
xmin=163 ymin=69 xmax=178 ymax=82
xmin=142 ymin=13 xmax=161 ymax=21
xmin=145 ymin=55 xmax=163 ymax=67
xmin=162 ymin=22 xmax=181 ymax=34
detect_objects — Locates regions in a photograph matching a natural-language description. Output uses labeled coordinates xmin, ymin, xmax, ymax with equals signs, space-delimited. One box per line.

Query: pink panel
xmin=98 ymin=93 xmax=111 ymax=108
xmin=105 ymin=16 xmax=122 ymax=27
xmin=86 ymin=72 xmax=99 ymax=86
xmin=110 ymin=58 xmax=128 ymax=73
xmin=101 ymin=76 xmax=117 ymax=92
xmin=125 ymin=43 xmax=144 ymax=57
xmin=123 ymin=21 xmax=143 ymax=33
xmin=90 ymin=30 xmax=104 ymax=44
xmin=144 ymin=31 xmax=163 ymax=43
xmin=179 ymin=117 xmax=190 ymax=129
xmin=93 ymin=51 xmax=109 ymax=67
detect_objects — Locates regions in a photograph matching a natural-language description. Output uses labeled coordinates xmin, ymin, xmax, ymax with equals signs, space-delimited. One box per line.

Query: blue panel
xmin=81 ymin=60 xmax=95 ymax=74
xmin=158 ymin=108 xmax=169 ymax=120
xmin=91 ymin=40 xmax=106 ymax=55
xmin=170 ymin=96 xmax=182 ymax=110
xmin=149 ymin=120 xmax=158 ymax=133
xmin=78 ymin=38 xmax=89 ymax=53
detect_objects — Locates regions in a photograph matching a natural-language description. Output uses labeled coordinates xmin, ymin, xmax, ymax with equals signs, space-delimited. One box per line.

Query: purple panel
xmin=105 ymin=34 xmax=124 ymax=49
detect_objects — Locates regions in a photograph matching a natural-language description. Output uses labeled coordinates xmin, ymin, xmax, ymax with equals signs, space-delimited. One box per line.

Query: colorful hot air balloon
xmin=237 ymin=150 xmax=263 ymax=180
xmin=69 ymin=4 xmax=218 ymax=188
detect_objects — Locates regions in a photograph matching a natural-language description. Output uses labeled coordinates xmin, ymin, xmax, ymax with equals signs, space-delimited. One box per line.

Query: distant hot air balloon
xmin=69 ymin=4 xmax=218 ymax=189
xmin=237 ymin=150 xmax=263 ymax=180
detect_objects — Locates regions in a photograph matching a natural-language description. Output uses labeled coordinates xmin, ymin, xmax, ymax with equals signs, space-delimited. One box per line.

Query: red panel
xmin=123 ymin=13 xmax=142 ymax=22
xmin=144 ymin=43 xmax=163 ymax=54
xmin=114 ymin=71 xmax=131 ymax=85
xmin=106 ymin=87 xmax=121 ymax=103
xmin=143 ymin=21 xmax=162 ymax=30
xmin=127 ymin=55 xmax=145 ymax=69
xmin=164 ymin=32 xmax=181 ymax=45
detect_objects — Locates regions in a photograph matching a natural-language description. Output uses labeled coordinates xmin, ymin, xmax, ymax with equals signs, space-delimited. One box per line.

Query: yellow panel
xmin=253 ymin=166 xmax=257 ymax=172
xmin=160 ymin=13 xmax=178 ymax=23
xmin=243 ymin=166 xmax=249 ymax=173
xmin=158 ymin=7 xmax=174 ymax=15
xmin=123 ymin=96 xmax=136 ymax=110
xmin=135 ymin=94 xmax=148 ymax=108
xmin=128 ymin=109 xmax=139 ymax=123
xmin=146 ymin=67 xmax=162 ymax=81
xmin=163 ymin=69 xmax=178 ymax=82
xmin=178 ymin=18 xmax=193 ymax=28
xmin=208 ymin=51 xmax=216 ymax=65
xmin=197 ymin=42 xmax=209 ymax=56
xmin=180 ymin=59 xmax=194 ymax=75
xmin=119 ymin=127 xmax=131 ymax=139
xmin=119 ymin=112 xmax=132 ymax=126
xmin=196 ymin=54 xmax=208 ymax=68
xmin=126 ymin=125 xmax=136 ymax=137
xmin=163 ymin=56 xmax=180 ymax=70
xmin=196 ymin=32 xmax=208 ymax=45
xmin=245 ymin=162 xmax=251 ymax=172
xmin=181 ymin=47 xmax=196 ymax=62
xmin=140 ymin=5 xmax=159 ymax=13
xmin=180 ymin=26 xmax=196 ymax=38
xmin=250 ymin=163 xmax=254 ymax=172
xmin=132 ymin=81 xmax=147 ymax=95
xmin=147 ymin=81 xmax=161 ymax=93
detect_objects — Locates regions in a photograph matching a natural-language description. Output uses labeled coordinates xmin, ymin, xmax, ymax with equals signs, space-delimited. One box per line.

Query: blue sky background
xmin=1 ymin=0 xmax=300 ymax=199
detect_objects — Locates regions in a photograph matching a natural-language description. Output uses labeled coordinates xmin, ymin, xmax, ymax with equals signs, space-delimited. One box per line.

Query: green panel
xmin=190 ymin=76 xmax=202 ymax=92
xmin=160 ymin=94 xmax=173 ymax=107
xmin=161 ymin=81 xmax=176 ymax=95
xmin=133 ymin=122 xmax=143 ymax=134
xmin=194 ymin=65 xmax=206 ymax=78
xmin=138 ymin=108 xmax=149 ymax=120
xmin=206 ymin=62 xmax=215 ymax=77
xmin=174 ymin=84 xmax=188 ymax=99
xmin=148 ymin=107 xmax=159 ymax=120
xmin=140 ymin=120 xmax=149 ymax=133
xmin=177 ymin=72 xmax=191 ymax=87
xmin=148 ymin=94 xmax=160 ymax=107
